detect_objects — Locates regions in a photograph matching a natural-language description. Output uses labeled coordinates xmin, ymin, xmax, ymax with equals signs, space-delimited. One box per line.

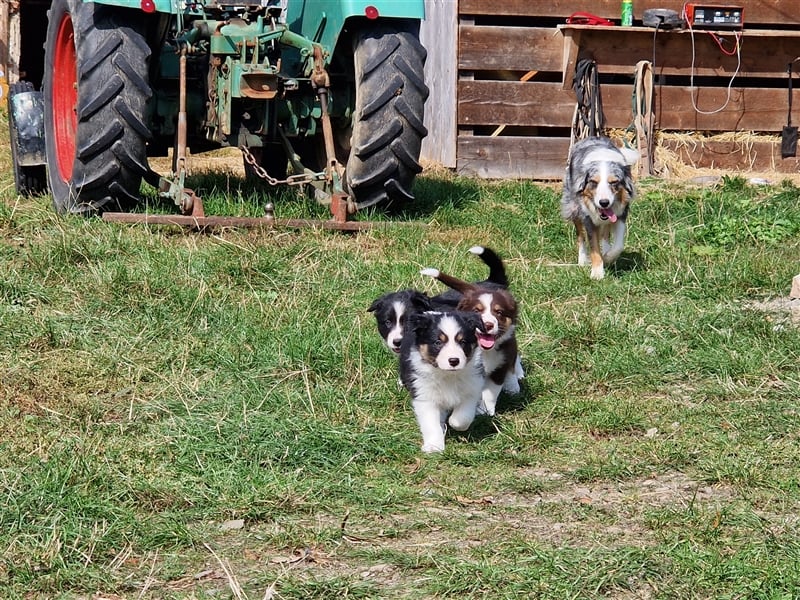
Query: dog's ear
xmin=462 ymin=312 xmax=486 ymax=334
xmin=367 ymin=297 xmax=382 ymax=313
xmin=618 ymin=147 xmax=640 ymax=167
xmin=407 ymin=311 xmax=432 ymax=334
xmin=622 ymin=171 xmax=636 ymax=199
xmin=409 ymin=291 xmax=432 ymax=312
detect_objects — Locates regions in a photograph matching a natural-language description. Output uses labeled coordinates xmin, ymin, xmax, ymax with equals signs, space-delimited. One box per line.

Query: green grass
xmin=2 ymin=118 xmax=800 ymax=598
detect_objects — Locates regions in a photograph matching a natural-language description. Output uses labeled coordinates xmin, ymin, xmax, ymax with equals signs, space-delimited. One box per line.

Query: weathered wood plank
xmin=459 ymin=26 xmax=562 ymax=72
xmin=458 ymin=0 xmax=800 ymax=25
xmin=459 ymin=81 xmax=793 ymax=132
xmin=421 ymin=0 xmax=457 ymax=167
xmin=457 ymin=136 xmax=800 ymax=180
xmin=456 ymin=136 xmax=570 ymax=179
xmin=561 ymin=26 xmax=800 ymax=80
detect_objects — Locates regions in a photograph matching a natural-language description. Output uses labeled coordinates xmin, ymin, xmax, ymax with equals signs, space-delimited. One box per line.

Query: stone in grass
xmin=792 ymin=274 xmax=800 ymax=300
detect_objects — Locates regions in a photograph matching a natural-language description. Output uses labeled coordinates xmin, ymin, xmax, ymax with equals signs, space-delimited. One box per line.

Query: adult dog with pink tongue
xmin=561 ymin=136 xmax=639 ymax=280
xmin=420 ymin=266 xmax=521 ymax=417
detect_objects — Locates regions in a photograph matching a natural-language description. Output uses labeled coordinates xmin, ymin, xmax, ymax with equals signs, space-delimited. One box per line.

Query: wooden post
xmin=5 ymin=0 xmax=20 ymax=84
xmin=420 ymin=0 xmax=457 ymax=168
xmin=0 ymin=0 xmax=8 ymax=94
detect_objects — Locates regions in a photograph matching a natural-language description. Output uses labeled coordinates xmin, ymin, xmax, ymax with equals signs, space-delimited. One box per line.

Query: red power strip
xmin=684 ymin=4 xmax=744 ymax=29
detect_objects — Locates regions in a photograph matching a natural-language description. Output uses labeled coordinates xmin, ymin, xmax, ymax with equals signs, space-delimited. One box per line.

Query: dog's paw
xmin=514 ymin=357 xmax=525 ymax=380
xmin=503 ymin=377 xmax=521 ymax=395
xmin=421 ymin=443 xmax=444 ymax=453
xmin=448 ymin=413 xmax=475 ymax=431
xmin=477 ymin=397 xmax=497 ymax=417
xmin=590 ymin=266 xmax=605 ymax=280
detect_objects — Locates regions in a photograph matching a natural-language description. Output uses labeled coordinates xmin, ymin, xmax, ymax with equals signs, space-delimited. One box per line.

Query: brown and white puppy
xmin=561 ymin=136 xmax=639 ymax=280
xmin=420 ymin=267 xmax=522 ymax=417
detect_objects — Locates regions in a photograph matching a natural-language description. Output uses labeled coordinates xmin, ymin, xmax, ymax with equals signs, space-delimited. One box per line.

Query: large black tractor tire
xmin=43 ymin=0 xmax=152 ymax=215
xmin=346 ymin=21 xmax=429 ymax=210
xmin=8 ymin=81 xmax=47 ymax=196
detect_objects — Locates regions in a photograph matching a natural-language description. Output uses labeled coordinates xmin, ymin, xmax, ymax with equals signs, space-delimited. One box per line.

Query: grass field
xmin=2 ymin=112 xmax=800 ymax=599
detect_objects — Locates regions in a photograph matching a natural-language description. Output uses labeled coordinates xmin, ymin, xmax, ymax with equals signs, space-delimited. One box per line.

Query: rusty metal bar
xmin=101 ymin=212 xmax=381 ymax=231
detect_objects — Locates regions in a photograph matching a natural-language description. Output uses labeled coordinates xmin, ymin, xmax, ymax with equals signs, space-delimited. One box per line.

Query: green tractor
xmin=8 ymin=0 xmax=428 ymax=218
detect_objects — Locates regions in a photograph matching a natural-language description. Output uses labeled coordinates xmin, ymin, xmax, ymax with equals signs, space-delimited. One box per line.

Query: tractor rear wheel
xmin=43 ymin=0 xmax=152 ymax=215
xmin=346 ymin=21 xmax=429 ymax=210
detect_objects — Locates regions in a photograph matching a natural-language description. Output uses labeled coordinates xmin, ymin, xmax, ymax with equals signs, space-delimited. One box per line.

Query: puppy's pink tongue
xmin=478 ymin=333 xmax=495 ymax=350
xmin=601 ymin=208 xmax=617 ymax=223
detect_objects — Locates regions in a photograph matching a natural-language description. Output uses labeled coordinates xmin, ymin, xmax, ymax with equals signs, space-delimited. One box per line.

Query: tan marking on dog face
xmin=418 ymin=343 xmax=433 ymax=364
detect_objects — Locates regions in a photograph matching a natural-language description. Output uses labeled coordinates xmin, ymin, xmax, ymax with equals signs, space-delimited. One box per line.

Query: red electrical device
xmin=684 ymin=4 xmax=744 ymax=29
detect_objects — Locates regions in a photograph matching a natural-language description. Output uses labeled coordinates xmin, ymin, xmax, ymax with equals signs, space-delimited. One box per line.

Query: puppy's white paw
xmin=514 ymin=357 xmax=525 ymax=380
xmin=590 ymin=266 xmax=605 ymax=280
xmin=503 ymin=376 xmax=520 ymax=395
xmin=448 ymin=413 xmax=474 ymax=431
xmin=421 ymin=443 xmax=444 ymax=453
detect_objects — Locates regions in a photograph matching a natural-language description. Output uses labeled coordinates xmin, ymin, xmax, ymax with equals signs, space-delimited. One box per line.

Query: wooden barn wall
xmin=449 ymin=0 xmax=800 ymax=179
xmin=420 ymin=0 xmax=458 ymax=168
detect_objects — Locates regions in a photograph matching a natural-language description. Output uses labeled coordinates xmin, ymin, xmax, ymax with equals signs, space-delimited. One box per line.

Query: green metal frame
xmin=86 ymin=0 xmax=425 ymax=70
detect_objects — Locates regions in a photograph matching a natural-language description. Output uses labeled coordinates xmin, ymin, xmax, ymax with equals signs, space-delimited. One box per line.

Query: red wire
xmin=706 ymin=31 xmax=741 ymax=56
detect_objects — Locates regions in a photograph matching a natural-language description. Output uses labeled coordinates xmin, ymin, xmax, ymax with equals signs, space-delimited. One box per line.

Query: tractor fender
xmin=284 ymin=1 xmax=425 ymax=63
xmin=81 ymin=0 xmax=425 ymax=19
xmin=80 ymin=0 xmax=173 ymax=13
xmin=9 ymin=88 xmax=45 ymax=168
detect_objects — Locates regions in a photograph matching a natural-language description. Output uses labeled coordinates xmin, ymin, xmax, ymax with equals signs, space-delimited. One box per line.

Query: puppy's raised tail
xmin=469 ymin=245 xmax=508 ymax=288
xmin=420 ymin=268 xmax=476 ymax=294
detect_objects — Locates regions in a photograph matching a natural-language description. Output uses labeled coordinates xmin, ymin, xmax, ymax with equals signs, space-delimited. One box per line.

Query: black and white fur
xmin=368 ymin=289 xmax=432 ymax=354
xmin=421 ymin=267 xmax=522 ymax=417
xmin=368 ymin=246 xmax=507 ymax=353
xmin=400 ymin=311 xmax=486 ymax=453
xmin=561 ymin=136 xmax=639 ymax=280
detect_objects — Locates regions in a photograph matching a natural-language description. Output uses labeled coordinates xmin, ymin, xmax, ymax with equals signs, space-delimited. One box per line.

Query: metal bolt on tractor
xmin=7 ymin=0 xmax=429 ymax=228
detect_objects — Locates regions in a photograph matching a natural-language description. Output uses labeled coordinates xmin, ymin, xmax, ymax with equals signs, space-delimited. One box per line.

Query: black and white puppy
xmin=400 ymin=311 xmax=485 ymax=453
xmin=368 ymin=289 xmax=433 ymax=354
xmin=421 ymin=267 xmax=522 ymax=417
xmin=561 ymin=136 xmax=639 ymax=280
xmin=368 ymin=246 xmax=508 ymax=353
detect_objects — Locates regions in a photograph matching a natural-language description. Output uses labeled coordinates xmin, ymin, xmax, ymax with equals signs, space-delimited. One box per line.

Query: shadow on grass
xmin=609 ymin=250 xmax=646 ymax=276
xmin=393 ymin=174 xmax=482 ymax=219
xmin=142 ymin=169 xmax=479 ymax=223
xmin=451 ymin=377 xmax=542 ymax=445
xmin=497 ymin=377 xmax=542 ymax=414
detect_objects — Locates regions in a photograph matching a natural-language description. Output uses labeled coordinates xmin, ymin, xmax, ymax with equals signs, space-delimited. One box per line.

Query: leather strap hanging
xmin=632 ymin=60 xmax=655 ymax=176
xmin=781 ymin=61 xmax=798 ymax=158
xmin=569 ymin=58 xmax=605 ymax=160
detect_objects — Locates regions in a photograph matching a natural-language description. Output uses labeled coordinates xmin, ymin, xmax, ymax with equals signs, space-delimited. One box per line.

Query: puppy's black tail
xmin=420 ymin=268 xmax=475 ymax=295
xmin=470 ymin=246 xmax=508 ymax=288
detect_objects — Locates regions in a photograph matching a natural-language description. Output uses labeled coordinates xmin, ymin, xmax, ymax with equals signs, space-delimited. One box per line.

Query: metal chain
xmin=240 ymin=145 xmax=328 ymax=187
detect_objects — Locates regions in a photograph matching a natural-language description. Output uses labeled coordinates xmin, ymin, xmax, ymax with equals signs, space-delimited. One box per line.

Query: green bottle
xmin=621 ymin=0 xmax=633 ymax=26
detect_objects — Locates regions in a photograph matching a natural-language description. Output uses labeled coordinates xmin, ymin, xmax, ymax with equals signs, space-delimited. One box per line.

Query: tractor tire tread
xmin=346 ymin=22 xmax=428 ymax=209
xmin=44 ymin=0 xmax=152 ymax=214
